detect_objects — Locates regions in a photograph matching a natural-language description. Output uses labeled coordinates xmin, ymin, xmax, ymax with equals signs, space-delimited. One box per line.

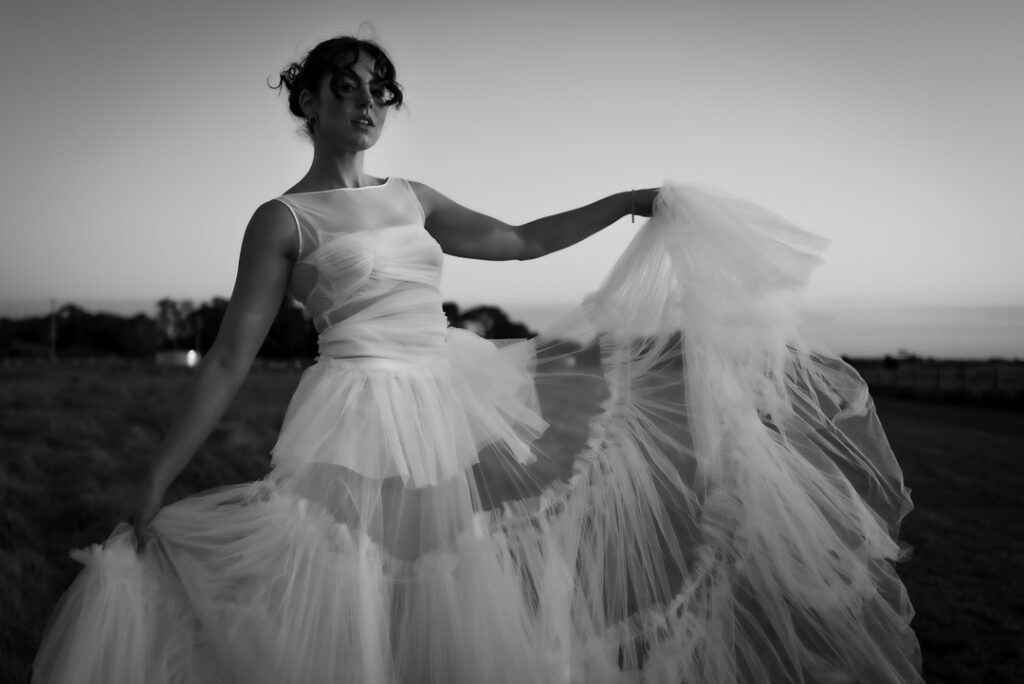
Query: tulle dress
xmin=31 ymin=178 xmax=924 ymax=683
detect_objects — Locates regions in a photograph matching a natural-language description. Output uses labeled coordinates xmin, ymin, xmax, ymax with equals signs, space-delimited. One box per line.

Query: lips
xmin=352 ymin=117 xmax=375 ymax=127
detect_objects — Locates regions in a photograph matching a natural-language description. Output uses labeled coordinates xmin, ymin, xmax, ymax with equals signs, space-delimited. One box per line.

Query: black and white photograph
xmin=2 ymin=1 xmax=1022 ymax=682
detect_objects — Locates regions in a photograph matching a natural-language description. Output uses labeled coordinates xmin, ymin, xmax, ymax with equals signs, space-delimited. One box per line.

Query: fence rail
xmin=852 ymin=361 xmax=1024 ymax=404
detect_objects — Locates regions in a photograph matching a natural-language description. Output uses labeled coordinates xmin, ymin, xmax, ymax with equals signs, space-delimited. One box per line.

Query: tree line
xmin=0 ymin=298 xmax=539 ymax=361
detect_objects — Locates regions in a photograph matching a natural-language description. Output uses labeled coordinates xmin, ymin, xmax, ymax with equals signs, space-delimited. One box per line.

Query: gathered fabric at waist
xmin=316 ymin=308 xmax=450 ymax=368
xmin=271 ymin=325 xmax=549 ymax=487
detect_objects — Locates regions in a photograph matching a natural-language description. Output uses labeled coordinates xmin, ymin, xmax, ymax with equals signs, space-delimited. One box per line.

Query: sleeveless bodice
xmin=273 ymin=178 xmax=448 ymax=364
xmin=268 ymin=177 xmax=547 ymax=486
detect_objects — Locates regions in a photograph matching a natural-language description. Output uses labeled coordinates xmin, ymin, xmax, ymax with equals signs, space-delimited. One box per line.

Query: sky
xmin=1 ymin=0 xmax=1022 ymax=357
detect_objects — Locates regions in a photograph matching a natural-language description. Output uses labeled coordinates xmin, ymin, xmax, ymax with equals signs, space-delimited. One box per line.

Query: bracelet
xmin=631 ymin=189 xmax=636 ymax=224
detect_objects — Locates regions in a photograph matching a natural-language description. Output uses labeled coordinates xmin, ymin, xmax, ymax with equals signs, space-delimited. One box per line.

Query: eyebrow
xmin=336 ymin=66 xmax=386 ymax=84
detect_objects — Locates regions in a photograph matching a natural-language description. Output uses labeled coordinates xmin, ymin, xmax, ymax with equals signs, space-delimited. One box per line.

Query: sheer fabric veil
xmin=31 ymin=181 xmax=922 ymax=684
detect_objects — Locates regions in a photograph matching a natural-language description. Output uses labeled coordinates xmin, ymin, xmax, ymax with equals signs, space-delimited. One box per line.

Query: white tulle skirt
xmin=32 ymin=183 xmax=923 ymax=683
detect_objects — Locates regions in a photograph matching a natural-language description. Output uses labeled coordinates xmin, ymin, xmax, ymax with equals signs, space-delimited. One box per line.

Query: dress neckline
xmin=281 ymin=177 xmax=393 ymax=197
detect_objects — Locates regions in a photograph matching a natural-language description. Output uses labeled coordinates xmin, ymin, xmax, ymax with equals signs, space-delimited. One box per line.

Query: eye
xmin=327 ymin=68 xmax=360 ymax=99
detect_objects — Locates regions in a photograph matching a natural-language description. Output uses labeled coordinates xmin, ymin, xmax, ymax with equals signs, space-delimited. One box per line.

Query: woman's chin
xmin=335 ymin=135 xmax=379 ymax=152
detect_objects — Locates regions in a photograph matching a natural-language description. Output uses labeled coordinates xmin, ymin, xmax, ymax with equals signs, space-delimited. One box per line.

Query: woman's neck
xmin=303 ymin=147 xmax=375 ymax=189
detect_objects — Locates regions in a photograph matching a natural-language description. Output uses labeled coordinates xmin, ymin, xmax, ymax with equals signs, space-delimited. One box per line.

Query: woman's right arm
xmin=129 ymin=199 xmax=298 ymax=541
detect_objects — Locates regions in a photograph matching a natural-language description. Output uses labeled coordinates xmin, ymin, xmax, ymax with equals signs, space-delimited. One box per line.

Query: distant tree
xmin=185 ymin=297 xmax=229 ymax=352
xmin=0 ymin=304 xmax=159 ymax=358
xmin=52 ymin=304 xmax=91 ymax=356
xmin=156 ymin=298 xmax=189 ymax=349
xmin=458 ymin=305 xmax=534 ymax=339
xmin=0 ymin=299 xmax=548 ymax=360
xmin=260 ymin=298 xmax=317 ymax=359
xmin=165 ymin=295 xmax=316 ymax=359
xmin=896 ymin=348 xmax=921 ymax=363
xmin=89 ymin=312 xmax=159 ymax=357
xmin=442 ymin=301 xmax=461 ymax=327
xmin=0 ymin=314 xmax=50 ymax=358
xmin=177 ymin=299 xmax=196 ymax=346
xmin=125 ymin=314 xmax=160 ymax=357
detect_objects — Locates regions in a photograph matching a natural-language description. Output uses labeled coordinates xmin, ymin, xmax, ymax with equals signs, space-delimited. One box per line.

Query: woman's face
xmin=305 ymin=52 xmax=392 ymax=151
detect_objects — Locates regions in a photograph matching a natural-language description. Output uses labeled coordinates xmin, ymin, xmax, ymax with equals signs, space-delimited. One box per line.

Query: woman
xmin=32 ymin=35 xmax=923 ymax=684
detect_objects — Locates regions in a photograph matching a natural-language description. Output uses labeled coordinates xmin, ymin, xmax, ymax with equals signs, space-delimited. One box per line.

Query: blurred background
xmin=2 ymin=2 xmax=1022 ymax=683
xmin=1 ymin=0 xmax=1022 ymax=359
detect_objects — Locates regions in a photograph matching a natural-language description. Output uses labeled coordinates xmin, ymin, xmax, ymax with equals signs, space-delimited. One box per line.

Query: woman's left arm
xmin=409 ymin=181 xmax=658 ymax=261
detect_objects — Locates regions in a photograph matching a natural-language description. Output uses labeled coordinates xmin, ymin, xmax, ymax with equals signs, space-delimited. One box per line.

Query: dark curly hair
xmin=270 ymin=36 xmax=404 ymax=139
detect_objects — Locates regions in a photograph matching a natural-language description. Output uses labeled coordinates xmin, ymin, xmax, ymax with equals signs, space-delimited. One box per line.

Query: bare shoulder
xmin=242 ymin=199 xmax=299 ymax=258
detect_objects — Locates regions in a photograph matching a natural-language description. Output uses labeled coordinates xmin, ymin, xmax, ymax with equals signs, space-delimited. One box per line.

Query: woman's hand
xmin=631 ymin=188 xmax=660 ymax=219
xmin=126 ymin=475 xmax=166 ymax=553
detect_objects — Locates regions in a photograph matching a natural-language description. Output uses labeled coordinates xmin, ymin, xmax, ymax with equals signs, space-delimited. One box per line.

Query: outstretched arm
xmin=130 ymin=200 xmax=297 ymax=541
xmin=410 ymin=181 xmax=658 ymax=261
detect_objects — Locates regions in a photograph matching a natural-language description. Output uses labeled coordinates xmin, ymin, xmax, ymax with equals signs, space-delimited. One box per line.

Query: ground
xmin=1 ymin=363 xmax=1021 ymax=683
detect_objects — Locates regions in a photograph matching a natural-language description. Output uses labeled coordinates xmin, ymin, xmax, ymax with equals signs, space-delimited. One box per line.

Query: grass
xmin=1 ymin=364 xmax=1022 ymax=683
xmin=868 ymin=396 xmax=1024 ymax=684
xmin=0 ymin=364 xmax=287 ymax=682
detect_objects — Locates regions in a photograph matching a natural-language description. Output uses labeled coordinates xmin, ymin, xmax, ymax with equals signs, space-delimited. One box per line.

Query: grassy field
xmin=1 ymin=364 xmax=1022 ymax=683
xmin=867 ymin=396 xmax=1024 ymax=683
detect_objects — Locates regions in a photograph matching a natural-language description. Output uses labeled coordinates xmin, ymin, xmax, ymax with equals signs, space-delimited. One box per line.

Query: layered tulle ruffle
xmin=271 ymin=325 xmax=548 ymax=488
xmin=32 ymin=182 xmax=923 ymax=684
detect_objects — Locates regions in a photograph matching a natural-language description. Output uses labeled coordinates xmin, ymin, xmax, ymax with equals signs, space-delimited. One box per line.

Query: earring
xmin=309 ymin=116 xmax=317 ymax=127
